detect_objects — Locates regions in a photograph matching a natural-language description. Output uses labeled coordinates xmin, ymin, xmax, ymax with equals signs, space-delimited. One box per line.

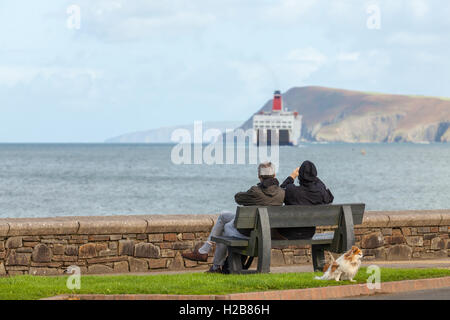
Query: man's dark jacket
xmin=234 ymin=178 xmax=285 ymax=207
xmin=234 ymin=178 xmax=284 ymax=237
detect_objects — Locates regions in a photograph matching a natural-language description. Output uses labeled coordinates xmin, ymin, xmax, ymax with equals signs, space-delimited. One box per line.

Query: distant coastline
xmin=105 ymin=87 xmax=450 ymax=144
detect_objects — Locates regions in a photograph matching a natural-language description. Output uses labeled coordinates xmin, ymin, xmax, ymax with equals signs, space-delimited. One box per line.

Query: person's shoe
xmin=182 ymin=249 xmax=208 ymax=262
xmin=205 ymin=265 xmax=222 ymax=274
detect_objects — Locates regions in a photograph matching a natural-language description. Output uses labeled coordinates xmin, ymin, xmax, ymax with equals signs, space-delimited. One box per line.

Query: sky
xmin=0 ymin=0 xmax=449 ymax=142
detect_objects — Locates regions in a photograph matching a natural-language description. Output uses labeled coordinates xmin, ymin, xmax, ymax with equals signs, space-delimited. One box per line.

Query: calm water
xmin=0 ymin=143 xmax=449 ymax=218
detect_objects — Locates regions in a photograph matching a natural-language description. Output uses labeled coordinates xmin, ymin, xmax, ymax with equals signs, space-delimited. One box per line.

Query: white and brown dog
xmin=314 ymin=246 xmax=363 ymax=282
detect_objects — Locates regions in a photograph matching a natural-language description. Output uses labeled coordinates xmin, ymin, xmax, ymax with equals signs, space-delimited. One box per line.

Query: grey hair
xmin=258 ymin=162 xmax=276 ymax=178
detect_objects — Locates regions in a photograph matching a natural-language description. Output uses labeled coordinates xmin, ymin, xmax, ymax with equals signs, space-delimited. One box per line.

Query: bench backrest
xmin=234 ymin=204 xmax=365 ymax=230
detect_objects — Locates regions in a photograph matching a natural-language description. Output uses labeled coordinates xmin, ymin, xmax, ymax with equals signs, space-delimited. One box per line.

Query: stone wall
xmin=0 ymin=210 xmax=449 ymax=276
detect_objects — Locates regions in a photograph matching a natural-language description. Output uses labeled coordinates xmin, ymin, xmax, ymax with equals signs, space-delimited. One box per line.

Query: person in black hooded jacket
xmin=279 ymin=160 xmax=334 ymax=239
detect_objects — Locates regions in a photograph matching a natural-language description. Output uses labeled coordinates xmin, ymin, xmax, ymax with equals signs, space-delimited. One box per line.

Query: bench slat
xmin=212 ymin=232 xmax=334 ymax=248
xmin=235 ymin=204 xmax=365 ymax=229
xmin=211 ymin=236 xmax=249 ymax=247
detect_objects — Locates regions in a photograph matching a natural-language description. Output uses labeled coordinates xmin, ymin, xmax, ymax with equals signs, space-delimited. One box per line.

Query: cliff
xmin=241 ymin=87 xmax=450 ymax=143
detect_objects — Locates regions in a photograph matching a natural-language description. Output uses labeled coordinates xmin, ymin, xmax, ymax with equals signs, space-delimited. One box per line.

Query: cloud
xmin=337 ymin=52 xmax=361 ymax=62
xmin=75 ymin=0 xmax=217 ymax=41
xmin=387 ymin=32 xmax=441 ymax=46
xmin=410 ymin=0 xmax=430 ymax=18
xmin=229 ymin=47 xmax=328 ymax=95
xmin=261 ymin=0 xmax=318 ymax=23
xmin=0 ymin=65 xmax=100 ymax=87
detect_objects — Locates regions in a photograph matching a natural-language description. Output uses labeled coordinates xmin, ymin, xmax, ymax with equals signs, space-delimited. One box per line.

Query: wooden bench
xmin=211 ymin=203 xmax=365 ymax=274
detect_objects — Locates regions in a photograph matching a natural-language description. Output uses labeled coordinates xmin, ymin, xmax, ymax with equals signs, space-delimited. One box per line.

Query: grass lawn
xmin=1 ymin=267 xmax=449 ymax=300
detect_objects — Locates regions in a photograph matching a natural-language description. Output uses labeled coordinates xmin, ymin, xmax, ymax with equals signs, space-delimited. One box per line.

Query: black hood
xmin=299 ymin=160 xmax=318 ymax=185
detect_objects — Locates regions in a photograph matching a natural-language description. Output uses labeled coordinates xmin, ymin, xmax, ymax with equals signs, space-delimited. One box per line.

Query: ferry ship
xmin=252 ymin=91 xmax=302 ymax=146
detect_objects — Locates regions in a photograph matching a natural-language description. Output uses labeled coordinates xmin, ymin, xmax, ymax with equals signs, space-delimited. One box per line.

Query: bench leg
xmin=227 ymin=249 xmax=243 ymax=274
xmin=311 ymin=245 xmax=326 ymax=272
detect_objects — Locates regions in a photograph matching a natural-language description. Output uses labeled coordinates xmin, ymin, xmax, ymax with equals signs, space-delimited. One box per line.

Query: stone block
xmin=387 ymin=211 xmax=441 ymax=227
xmin=109 ymin=242 xmax=118 ymax=250
xmin=164 ymin=233 xmax=177 ymax=242
xmin=6 ymin=237 xmax=22 ymax=249
xmin=5 ymin=251 xmax=31 ymax=266
xmin=417 ymin=227 xmax=431 ymax=233
xmin=88 ymin=235 xmax=110 ymax=241
xmin=118 ymin=240 xmax=134 ymax=256
xmin=113 ymin=261 xmax=129 ymax=273
xmin=29 ymin=267 xmax=61 ymax=276
xmin=17 ymin=247 xmax=33 ymax=253
xmin=360 ymin=212 xmax=389 ymax=227
xmin=424 ymin=233 xmax=438 ymax=240
xmin=284 ymin=252 xmax=294 ymax=265
xmin=128 ymin=257 xmax=148 ymax=272
xmin=79 ymin=243 xmax=97 ymax=258
xmin=149 ymin=258 xmax=168 ymax=269
xmin=53 ymin=244 xmax=65 ymax=255
xmin=86 ymin=256 xmax=127 ymax=264
xmin=294 ymin=256 xmax=309 ymax=264
xmin=65 ymin=245 xmax=78 ymax=256
xmin=23 ymin=241 xmax=39 ymax=247
xmin=0 ymin=241 xmax=4 ymax=251
xmin=182 ymin=233 xmax=195 ymax=240
xmin=31 ymin=262 xmax=62 ymax=268
xmin=134 ymin=242 xmax=160 ymax=258
xmin=109 ymin=235 xmax=122 ymax=241
xmin=161 ymin=249 xmax=175 ymax=258
xmin=361 ymin=232 xmax=384 ymax=249
xmin=385 ymin=235 xmax=405 ymax=245
xmin=77 ymin=216 xmax=147 ymax=235
xmin=387 ymin=245 xmax=412 ymax=261
xmin=148 ymin=234 xmax=163 ymax=242
xmin=0 ymin=222 xmax=9 ymax=237
xmin=381 ymin=228 xmax=392 ymax=236
xmin=169 ymin=252 xmax=184 ymax=269
xmin=145 ymin=215 xmax=214 ymax=233
xmin=172 ymin=242 xmax=192 ymax=250
xmin=98 ymin=249 xmax=116 ymax=257
xmin=405 ymin=236 xmax=423 ymax=247
xmin=401 ymin=227 xmax=411 ymax=236
xmin=95 ymin=243 xmax=108 ymax=252
xmin=7 ymin=219 xmax=78 ymax=236
xmin=88 ymin=264 xmax=114 ymax=274
xmin=32 ymin=244 xmax=53 ymax=262
xmin=0 ymin=263 xmax=6 ymax=275
xmin=184 ymin=259 xmax=197 ymax=268
xmin=431 ymin=237 xmax=445 ymax=250
xmin=362 ymin=248 xmax=386 ymax=260
xmin=271 ymin=249 xmax=285 ymax=266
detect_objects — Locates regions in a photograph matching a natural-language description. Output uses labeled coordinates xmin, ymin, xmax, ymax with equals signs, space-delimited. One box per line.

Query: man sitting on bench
xmin=279 ymin=160 xmax=334 ymax=239
xmin=182 ymin=162 xmax=285 ymax=273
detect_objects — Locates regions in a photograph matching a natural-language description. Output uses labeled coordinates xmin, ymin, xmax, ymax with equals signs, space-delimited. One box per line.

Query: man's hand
xmin=290 ymin=167 xmax=300 ymax=180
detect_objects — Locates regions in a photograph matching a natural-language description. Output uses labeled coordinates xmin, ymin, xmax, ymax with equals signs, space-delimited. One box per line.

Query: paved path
xmin=342 ymin=287 xmax=450 ymax=300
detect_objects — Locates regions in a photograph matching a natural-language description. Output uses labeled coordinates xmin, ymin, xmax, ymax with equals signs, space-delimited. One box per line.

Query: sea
xmin=0 ymin=143 xmax=449 ymax=219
